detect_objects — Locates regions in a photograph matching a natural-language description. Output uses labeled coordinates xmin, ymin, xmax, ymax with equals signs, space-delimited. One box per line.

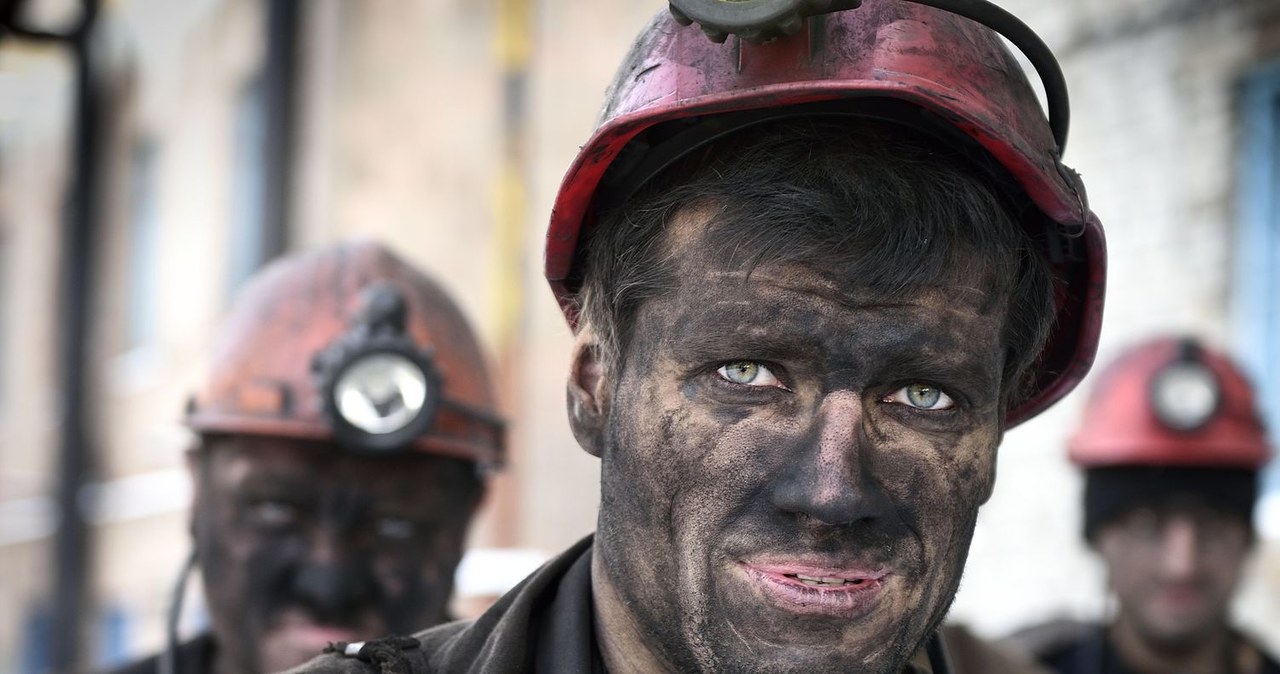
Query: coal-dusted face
xmin=578 ymin=211 xmax=1010 ymax=673
xmin=190 ymin=436 xmax=480 ymax=673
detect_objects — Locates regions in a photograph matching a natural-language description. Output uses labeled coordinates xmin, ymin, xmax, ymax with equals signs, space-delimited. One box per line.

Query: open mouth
xmin=781 ymin=572 xmax=879 ymax=589
xmin=740 ymin=562 xmax=889 ymax=618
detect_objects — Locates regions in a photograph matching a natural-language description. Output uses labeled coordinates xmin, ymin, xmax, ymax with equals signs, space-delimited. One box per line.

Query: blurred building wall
xmin=0 ymin=38 xmax=74 ymax=674
xmin=0 ymin=0 xmax=1277 ymax=670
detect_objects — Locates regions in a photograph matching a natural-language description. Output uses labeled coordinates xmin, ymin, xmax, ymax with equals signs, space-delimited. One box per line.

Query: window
xmin=226 ymin=74 xmax=270 ymax=296
xmin=95 ymin=603 xmax=130 ymax=669
xmin=20 ymin=602 xmax=51 ymax=674
xmin=1235 ymin=59 xmax=1280 ymax=537
xmin=0 ymin=204 xmax=8 ymax=409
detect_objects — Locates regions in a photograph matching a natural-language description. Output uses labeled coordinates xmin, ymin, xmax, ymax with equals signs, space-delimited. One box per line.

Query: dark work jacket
xmin=286 ymin=535 xmax=1049 ymax=674
xmin=103 ymin=632 xmax=217 ymax=674
xmin=1012 ymin=620 xmax=1280 ymax=674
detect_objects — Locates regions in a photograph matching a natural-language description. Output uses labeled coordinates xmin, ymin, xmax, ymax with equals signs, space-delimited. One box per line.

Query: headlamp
xmin=312 ymin=283 xmax=498 ymax=454
xmin=1149 ymin=341 xmax=1221 ymax=433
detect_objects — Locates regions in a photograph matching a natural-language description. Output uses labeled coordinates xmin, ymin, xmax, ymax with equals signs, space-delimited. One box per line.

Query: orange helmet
xmin=185 ymin=241 xmax=503 ymax=467
xmin=545 ymin=0 xmax=1106 ymax=427
xmin=1069 ymin=337 xmax=1270 ymax=470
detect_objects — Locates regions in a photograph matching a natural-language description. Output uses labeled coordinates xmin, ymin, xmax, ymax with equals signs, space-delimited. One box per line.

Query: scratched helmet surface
xmin=545 ymin=0 xmax=1106 ymax=427
xmin=186 ymin=241 xmax=502 ymax=466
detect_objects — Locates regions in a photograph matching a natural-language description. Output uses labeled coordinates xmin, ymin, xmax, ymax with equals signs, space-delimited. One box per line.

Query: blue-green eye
xmin=716 ymin=361 xmax=782 ymax=388
xmin=885 ymin=384 xmax=954 ymax=411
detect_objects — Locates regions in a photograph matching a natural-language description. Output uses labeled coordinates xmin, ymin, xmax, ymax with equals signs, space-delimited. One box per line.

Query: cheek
xmin=605 ymin=383 xmax=692 ymax=518
xmin=192 ymin=499 xmax=252 ymax=587
xmin=626 ymin=399 xmax=787 ymax=522
xmin=1097 ymin=542 xmax=1146 ymax=596
xmin=373 ymin=537 xmax=458 ymax=599
xmin=868 ymin=421 xmax=996 ymax=510
xmin=1206 ymin=545 xmax=1249 ymax=593
xmin=368 ymin=520 xmax=470 ymax=625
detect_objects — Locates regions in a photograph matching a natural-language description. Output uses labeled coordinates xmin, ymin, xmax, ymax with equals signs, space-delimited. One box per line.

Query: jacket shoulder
xmin=941 ymin=623 xmax=1055 ymax=674
xmin=1002 ymin=618 xmax=1096 ymax=661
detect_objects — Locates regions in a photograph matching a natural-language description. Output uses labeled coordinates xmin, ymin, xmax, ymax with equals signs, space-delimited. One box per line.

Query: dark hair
xmin=574 ymin=117 xmax=1057 ymax=412
xmin=1082 ymin=466 xmax=1258 ymax=541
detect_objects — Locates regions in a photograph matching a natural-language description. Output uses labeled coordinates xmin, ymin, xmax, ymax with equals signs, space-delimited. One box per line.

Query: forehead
xmin=654 ymin=208 xmax=1007 ymax=327
xmin=664 ymin=205 xmax=1005 ymax=304
xmin=201 ymin=437 xmax=468 ymax=502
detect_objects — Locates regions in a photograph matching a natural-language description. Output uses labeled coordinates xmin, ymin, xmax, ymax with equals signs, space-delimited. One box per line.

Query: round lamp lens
xmin=333 ymin=353 xmax=429 ymax=435
xmin=1152 ymin=362 xmax=1219 ymax=431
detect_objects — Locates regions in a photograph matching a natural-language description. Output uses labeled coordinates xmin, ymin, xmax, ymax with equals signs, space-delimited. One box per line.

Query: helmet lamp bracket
xmin=1148 ymin=340 xmax=1222 ymax=433
xmin=668 ymin=0 xmax=864 ymax=44
xmin=312 ymin=283 xmax=444 ymax=453
xmin=668 ymin=0 xmax=1071 ymax=151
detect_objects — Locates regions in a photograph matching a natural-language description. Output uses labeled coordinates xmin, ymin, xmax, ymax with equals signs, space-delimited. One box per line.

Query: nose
xmin=770 ymin=391 xmax=893 ymax=527
xmin=291 ymin=529 xmax=378 ymax=622
xmin=1158 ymin=516 xmax=1201 ymax=579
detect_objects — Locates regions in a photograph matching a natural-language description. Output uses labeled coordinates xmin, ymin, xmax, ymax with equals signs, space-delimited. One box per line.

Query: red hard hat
xmin=186 ymin=241 xmax=503 ymax=466
xmin=1069 ymin=337 xmax=1271 ymax=470
xmin=545 ymin=0 xmax=1106 ymax=427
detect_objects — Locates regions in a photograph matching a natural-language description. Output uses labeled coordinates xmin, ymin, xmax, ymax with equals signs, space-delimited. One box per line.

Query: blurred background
xmin=0 ymin=0 xmax=1277 ymax=671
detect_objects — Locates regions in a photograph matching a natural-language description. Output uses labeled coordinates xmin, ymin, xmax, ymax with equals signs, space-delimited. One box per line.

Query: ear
xmin=566 ymin=329 xmax=611 ymax=458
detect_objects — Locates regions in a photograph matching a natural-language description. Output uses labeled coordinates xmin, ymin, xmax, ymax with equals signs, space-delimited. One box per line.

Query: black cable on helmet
xmin=906 ymin=0 xmax=1070 ymax=151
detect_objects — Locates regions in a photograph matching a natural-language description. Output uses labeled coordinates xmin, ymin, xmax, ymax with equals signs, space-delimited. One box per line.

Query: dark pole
xmin=260 ymin=0 xmax=300 ymax=259
xmin=50 ymin=0 xmax=101 ymax=671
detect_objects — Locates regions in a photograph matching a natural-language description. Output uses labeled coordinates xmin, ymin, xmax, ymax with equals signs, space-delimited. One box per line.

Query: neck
xmin=1110 ymin=615 xmax=1233 ymax=674
xmin=591 ymin=552 xmax=679 ymax=674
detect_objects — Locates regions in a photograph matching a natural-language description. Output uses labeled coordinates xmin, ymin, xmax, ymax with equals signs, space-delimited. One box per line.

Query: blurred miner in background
xmin=108 ymin=241 xmax=503 ymax=674
xmin=1011 ymin=337 xmax=1279 ymax=674
xmin=295 ymin=0 xmax=1104 ymax=672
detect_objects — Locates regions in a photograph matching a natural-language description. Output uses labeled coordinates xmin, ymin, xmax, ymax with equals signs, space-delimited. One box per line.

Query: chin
xmin=701 ymin=641 xmax=912 ymax=674
xmin=1138 ymin=616 xmax=1220 ymax=653
xmin=694 ymin=574 xmax=922 ymax=674
xmin=258 ymin=622 xmax=374 ymax=671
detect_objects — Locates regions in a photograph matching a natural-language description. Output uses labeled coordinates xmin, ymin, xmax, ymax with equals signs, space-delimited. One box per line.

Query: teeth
xmin=794 ymin=573 xmax=851 ymax=586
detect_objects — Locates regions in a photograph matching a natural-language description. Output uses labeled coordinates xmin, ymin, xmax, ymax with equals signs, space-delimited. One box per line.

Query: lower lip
xmin=741 ymin=564 xmax=887 ymax=619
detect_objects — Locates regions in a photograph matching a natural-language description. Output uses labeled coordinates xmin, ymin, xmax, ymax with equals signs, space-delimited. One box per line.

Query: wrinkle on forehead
xmin=703 ymin=272 xmax=999 ymax=320
xmin=666 ymin=206 xmax=1009 ymax=317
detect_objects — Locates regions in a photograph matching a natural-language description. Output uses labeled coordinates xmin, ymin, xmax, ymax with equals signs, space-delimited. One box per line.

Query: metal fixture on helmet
xmin=667 ymin=0 xmax=864 ymax=44
xmin=667 ymin=0 xmax=1071 ymax=151
xmin=185 ymin=241 xmax=505 ymax=467
xmin=1148 ymin=341 xmax=1222 ymax=433
xmin=312 ymin=283 xmax=449 ymax=453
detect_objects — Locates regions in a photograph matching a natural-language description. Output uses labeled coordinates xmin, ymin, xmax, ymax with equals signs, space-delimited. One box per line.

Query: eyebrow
xmin=668 ymin=299 xmax=1003 ymax=384
xmin=861 ymin=347 xmax=1003 ymax=402
xmin=665 ymin=309 xmax=826 ymax=365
